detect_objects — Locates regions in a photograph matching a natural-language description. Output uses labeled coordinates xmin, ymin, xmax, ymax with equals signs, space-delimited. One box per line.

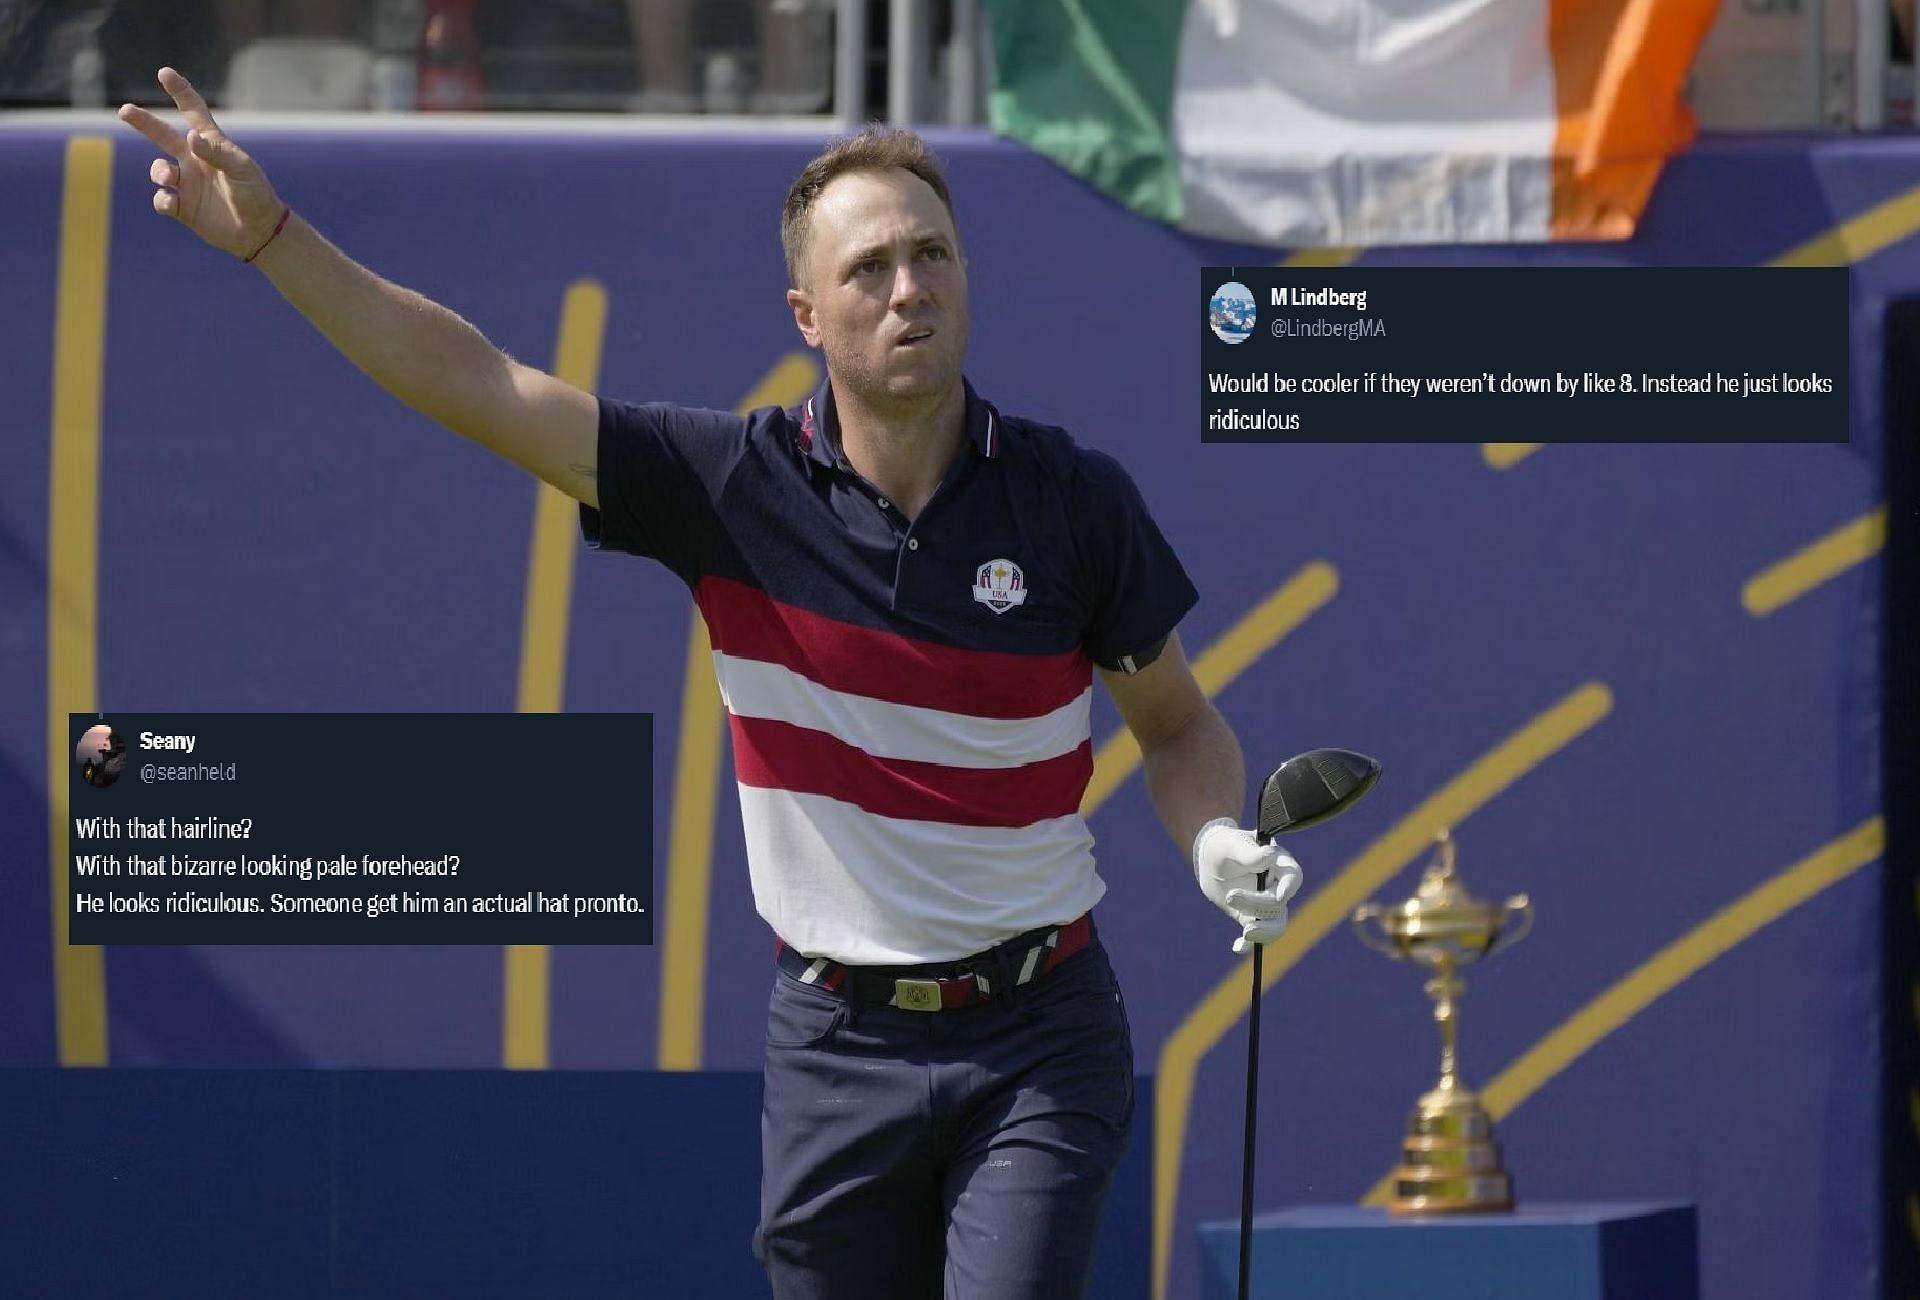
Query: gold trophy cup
xmin=1352 ymin=828 xmax=1532 ymax=1213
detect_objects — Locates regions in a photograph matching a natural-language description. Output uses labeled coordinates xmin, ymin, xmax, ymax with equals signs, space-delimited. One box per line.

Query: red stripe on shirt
xmin=730 ymin=714 xmax=1093 ymax=827
xmin=696 ymin=575 xmax=1089 ymax=719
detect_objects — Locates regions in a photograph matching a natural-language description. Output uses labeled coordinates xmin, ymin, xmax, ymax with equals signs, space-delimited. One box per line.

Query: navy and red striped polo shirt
xmin=583 ymin=379 xmax=1197 ymax=963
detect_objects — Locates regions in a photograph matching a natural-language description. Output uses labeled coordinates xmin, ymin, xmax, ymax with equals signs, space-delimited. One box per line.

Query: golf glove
xmin=1193 ymin=817 xmax=1304 ymax=955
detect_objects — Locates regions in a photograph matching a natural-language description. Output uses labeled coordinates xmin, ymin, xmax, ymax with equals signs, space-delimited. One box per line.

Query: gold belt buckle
xmin=893 ymin=978 xmax=943 ymax=1012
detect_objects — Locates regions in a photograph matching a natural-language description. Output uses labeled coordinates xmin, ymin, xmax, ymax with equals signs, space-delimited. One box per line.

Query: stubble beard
xmin=823 ymin=323 xmax=967 ymax=418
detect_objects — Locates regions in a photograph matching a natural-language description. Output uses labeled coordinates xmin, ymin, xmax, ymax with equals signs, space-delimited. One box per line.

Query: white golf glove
xmin=1193 ymin=817 xmax=1305 ymax=955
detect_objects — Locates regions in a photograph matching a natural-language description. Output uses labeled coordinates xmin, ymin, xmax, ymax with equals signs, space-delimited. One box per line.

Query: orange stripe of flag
xmin=1548 ymin=0 xmax=1719 ymax=239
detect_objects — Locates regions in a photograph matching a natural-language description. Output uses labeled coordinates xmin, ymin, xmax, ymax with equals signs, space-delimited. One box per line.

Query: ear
xmin=785 ymin=287 xmax=821 ymax=349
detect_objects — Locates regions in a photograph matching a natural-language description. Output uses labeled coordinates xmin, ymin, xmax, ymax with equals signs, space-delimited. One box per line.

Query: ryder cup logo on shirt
xmin=972 ymin=558 xmax=1028 ymax=614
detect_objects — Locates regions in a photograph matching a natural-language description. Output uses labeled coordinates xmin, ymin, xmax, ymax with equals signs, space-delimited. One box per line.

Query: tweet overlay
xmin=67 ymin=713 xmax=652 ymax=945
xmin=1202 ymin=268 xmax=1848 ymax=443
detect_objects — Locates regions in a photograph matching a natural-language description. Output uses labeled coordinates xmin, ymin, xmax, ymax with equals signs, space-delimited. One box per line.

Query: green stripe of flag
xmin=985 ymin=0 xmax=1189 ymax=225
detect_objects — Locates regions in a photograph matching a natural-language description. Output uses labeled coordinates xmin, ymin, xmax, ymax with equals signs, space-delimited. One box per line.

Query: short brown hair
xmin=781 ymin=127 xmax=957 ymax=289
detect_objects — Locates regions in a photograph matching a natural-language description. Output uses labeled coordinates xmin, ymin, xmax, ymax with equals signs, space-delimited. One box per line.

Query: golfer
xmin=120 ymin=68 xmax=1306 ymax=1299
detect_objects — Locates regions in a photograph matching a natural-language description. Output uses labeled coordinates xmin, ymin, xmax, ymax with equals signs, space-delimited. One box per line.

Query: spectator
xmin=626 ymin=0 xmax=696 ymax=112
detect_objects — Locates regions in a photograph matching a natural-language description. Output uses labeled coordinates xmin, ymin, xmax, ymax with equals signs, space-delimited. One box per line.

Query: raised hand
xmin=118 ymin=68 xmax=285 ymax=260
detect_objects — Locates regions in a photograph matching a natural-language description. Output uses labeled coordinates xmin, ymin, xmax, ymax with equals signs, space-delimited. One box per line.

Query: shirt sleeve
xmin=1072 ymin=448 xmax=1200 ymax=672
xmin=579 ymin=397 xmax=753 ymax=584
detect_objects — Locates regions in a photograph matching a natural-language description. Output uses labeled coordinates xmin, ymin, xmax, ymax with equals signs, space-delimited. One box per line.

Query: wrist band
xmin=244 ymin=205 xmax=292 ymax=264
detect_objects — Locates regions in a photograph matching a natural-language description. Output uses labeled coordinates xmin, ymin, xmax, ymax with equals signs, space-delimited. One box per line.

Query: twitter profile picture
xmin=76 ymin=722 xmax=127 ymax=789
xmin=1209 ymin=281 xmax=1257 ymax=344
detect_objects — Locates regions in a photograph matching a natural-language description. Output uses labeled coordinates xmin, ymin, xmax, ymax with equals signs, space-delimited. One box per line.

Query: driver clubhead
xmin=1256 ymin=748 xmax=1381 ymax=841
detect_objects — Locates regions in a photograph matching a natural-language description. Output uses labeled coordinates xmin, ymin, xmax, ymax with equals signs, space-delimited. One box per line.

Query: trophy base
xmin=1390 ymin=1171 xmax=1513 ymax=1214
xmin=1387 ymin=1084 xmax=1515 ymax=1215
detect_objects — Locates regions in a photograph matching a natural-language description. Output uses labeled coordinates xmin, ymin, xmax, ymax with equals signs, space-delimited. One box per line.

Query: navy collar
xmin=797 ymin=378 xmax=999 ymax=470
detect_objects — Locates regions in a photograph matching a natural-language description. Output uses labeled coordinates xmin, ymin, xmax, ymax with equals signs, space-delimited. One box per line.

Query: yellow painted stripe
xmin=1482 ymin=443 xmax=1543 ymax=470
xmin=1770 ymin=181 xmax=1920 ymax=267
xmin=500 ymin=944 xmax=551 ymax=1070
xmin=517 ymin=281 xmax=608 ymax=713
xmin=1081 ymin=563 xmax=1339 ymax=818
xmin=1151 ymin=682 xmax=1612 ymax=1300
xmin=1472 ymin=183 xmax=1920 ymax=489
xmin=47 ymin=138 xmax=113 ymax=1068
xmin=1741 ymin=508 xmax=1887 ymax=616
xmin=656 ymin=610 xmax=725 ymax=1071
xmin=656 ymin=353 xmax=820 ymax=1071
xmin=731 ymin=354 xmax=822 ymax=418
xmin=1481 ymin=818 xmax=1881 ymax=1121
xmin=1480 ymin=181 xmax=1920 ymax=475
xmin=1361 ymin=816 xmax=1884 ymax=1204
xmin=1279 ymin=248 xmax=1363 ymax=268
xmin=502 ymin=280 xmax=610 ymax=1071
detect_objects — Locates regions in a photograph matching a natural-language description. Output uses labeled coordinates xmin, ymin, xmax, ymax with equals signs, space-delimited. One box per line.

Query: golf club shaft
xmin=1239 ymin=750 xmax=1380 ymax=1300
xmin=1238 ymin=868 xmax=1268 ymax=1300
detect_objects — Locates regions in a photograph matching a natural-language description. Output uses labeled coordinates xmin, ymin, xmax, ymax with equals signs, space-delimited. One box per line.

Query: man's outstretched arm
xmin=119 ymin=68 xmax=601 ymax=507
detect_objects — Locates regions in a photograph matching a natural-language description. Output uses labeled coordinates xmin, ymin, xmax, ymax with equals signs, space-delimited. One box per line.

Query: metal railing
xmin=6 ymin=0 xmax=1909 ymax=132
xmin=1854 ymin=0 xmax=1889 ymax=127
xmin=848 ymin=0 xmax=985 ymax=129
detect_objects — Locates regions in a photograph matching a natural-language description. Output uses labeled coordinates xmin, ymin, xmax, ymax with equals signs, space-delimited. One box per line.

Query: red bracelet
xmin=244 ymin=205 xmax=292 ymax=264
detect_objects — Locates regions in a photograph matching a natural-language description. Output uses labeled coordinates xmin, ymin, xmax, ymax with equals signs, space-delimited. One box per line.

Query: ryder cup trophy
xmin=1353 ymin=828 xmax=1533 ymax=1213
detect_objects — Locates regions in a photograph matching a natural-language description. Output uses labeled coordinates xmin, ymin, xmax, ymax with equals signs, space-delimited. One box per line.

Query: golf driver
xmin=1238 ymin=747 xmax=1382 ymax=1300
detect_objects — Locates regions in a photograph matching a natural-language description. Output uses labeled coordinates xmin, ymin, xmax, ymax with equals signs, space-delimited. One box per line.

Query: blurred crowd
xmin=2 ymin=0 xmax=1916 ymax=123
xmin=0 ymin=0 xmax=930 ymax=114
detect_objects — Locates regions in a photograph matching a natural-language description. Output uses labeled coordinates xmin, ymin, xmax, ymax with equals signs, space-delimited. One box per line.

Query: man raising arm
xmin=117 ymin=68 xmax=602 ymax=507
xmin=122 ymin=86 xmax=1307 ymax=1296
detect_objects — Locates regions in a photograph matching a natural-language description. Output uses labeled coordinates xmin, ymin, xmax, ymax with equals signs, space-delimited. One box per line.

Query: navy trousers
xmin=753 ymin=935 xmax=1135 ymax=1299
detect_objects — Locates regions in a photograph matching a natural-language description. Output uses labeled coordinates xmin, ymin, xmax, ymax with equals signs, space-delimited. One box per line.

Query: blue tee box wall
xmin=1198 ymin=1203 xmax=1698 ymax=1300
xmin=0 ymin=1068 xmax=1151 ymax=1299
xmin=0 ymin=1069 xmax=769 ymax=1299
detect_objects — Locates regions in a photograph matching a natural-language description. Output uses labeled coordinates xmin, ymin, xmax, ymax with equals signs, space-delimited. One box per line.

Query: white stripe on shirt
xmin=714 ymin=649 xmax=1092 ymax=770
xmin=738 ymin=784 xmax=1105 ymax=964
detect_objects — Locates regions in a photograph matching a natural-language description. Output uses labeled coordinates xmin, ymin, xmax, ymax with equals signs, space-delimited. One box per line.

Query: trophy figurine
xmin=1353 ymin=828 xmax=1533 ymax=1213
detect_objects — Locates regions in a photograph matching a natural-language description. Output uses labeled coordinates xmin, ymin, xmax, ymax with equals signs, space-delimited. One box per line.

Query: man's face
xmin=787 ymin=169 xmax=969 ymax=409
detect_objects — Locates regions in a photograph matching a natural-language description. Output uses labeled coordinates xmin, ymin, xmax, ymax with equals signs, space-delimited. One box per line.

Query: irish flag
xmin=984 ymin=0 xmax=1721 ymax=245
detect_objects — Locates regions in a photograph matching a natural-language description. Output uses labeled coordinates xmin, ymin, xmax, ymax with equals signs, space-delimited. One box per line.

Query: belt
xmin=774 ymin=914 xmax=1093 ymax=1012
